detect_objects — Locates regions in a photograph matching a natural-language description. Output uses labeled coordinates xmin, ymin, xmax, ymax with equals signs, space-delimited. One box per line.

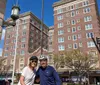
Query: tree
xmin=53 ymin=53 xmax=65 ymax=71
xmin=53 ymin=50 xmax=98 ymax=85
xmin=0 ymin=57 xmax=10 ymax=79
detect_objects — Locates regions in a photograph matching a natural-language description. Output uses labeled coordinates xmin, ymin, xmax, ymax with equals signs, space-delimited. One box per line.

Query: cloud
xmin=1 ymin=29 xmax=6 ymax=40
xmin=0 ymin=48 xmax=2 ymax=56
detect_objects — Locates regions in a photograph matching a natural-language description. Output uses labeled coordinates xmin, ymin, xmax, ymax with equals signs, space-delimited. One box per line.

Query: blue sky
xmin=4 ymin=0 xmax=59 ymax=26
xmin=0 ymin=0 xmax=100 ymax=56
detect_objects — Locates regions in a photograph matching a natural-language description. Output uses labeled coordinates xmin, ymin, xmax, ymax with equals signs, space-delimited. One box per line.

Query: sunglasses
xmin=30 ymin=60 xmax=37 ymax=63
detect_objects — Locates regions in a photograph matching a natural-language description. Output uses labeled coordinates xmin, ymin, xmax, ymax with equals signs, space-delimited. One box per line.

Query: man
xmin=18 ymin=56 xmax=38 ymax=85
xmin=36 ymin=55 xmax=61 ymax=85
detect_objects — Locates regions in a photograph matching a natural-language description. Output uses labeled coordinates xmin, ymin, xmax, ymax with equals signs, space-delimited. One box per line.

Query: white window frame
xmin=58 ymin=45 xmax=65 ymax=51
xmin=57 ymin=15 xmax=63 ymax=20
xmin=73 ymin=43 xmax=78 ymax=49
xmin=87 ymin=41 xmax=95 ymax=48
xmin=58 ymin=23 xmax=63 ymax=28
xmin=71 ymin=11 xmax=75 ymax=17
xmin=58 ymin=30 xmax=64 ymax=35
xmin=71 ymin=20 xmax=76 ymax=25
xmin=57 ymin=9 xmax=63 ymax=14
xmin=72 ymin=27 xmax=76 ymax=33
xmin=86 ymin=32 xmax=94 ymax=38
xmin=58 ymin=37 xmax=64 ymax=43
xmin=84 ymin=16 xmax=92 ymax=22
xmin=85 ymin=24 xmax=93 ymax=30
xmin=72 ymin=35 xmax=77 ymax=41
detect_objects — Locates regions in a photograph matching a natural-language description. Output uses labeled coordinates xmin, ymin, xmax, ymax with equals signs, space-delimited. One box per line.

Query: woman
xmin=18 ymin=56 xmax=38 ymax=85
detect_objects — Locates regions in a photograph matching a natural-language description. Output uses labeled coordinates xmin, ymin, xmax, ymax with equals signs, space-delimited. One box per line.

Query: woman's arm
xmin=20 ymin=75 xmax=26 ymax=85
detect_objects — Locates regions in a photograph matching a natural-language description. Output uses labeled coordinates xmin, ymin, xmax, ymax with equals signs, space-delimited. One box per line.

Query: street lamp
xmin=0 ymin=5 xmax=20 ymax=27
xmin=0 ymin=3 xmax=20 ymax=85
xmin=11 ymin=5 xmax=20 ymax=21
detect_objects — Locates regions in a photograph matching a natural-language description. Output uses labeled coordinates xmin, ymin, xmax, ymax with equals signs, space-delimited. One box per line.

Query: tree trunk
xmin=87 ymin=73 xmax=90 ymax=85
xmin=79 ymin=75 xmax=82 ymax=85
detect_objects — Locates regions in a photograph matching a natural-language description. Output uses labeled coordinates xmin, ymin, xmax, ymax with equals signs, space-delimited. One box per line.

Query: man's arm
xmin=53 ymin=68 xmax=62 ymax=85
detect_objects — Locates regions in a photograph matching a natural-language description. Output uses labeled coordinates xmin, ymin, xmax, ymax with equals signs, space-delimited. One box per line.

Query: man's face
xmin=30 ymin=59 xmax=38 ymax=68
xmin=40 ymin=59 xmax=47 ymax=68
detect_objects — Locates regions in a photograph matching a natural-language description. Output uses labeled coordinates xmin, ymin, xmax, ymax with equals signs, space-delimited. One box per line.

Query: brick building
xmin=48 ymin=26 xmax=54 ymax=53
xmin=53 ymin=0 xmax=100 ymax=60
xmin=2 ymin=12 xmax=49 ymax=72
xmin=0 ymin=0 xmax=7 ymax=39
xmin=53 ymin=0 xmax=100 ymax=84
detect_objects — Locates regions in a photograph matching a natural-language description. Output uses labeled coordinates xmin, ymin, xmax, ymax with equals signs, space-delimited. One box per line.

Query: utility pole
xmin=91 ymin=36 xmax=100 ymax=53
xmin=40 ymin=0 xmax=44 ymax=55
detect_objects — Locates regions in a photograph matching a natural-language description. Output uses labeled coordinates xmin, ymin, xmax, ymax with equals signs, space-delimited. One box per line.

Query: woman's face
xmin=30 ymin=60 xmax=38 ymax=68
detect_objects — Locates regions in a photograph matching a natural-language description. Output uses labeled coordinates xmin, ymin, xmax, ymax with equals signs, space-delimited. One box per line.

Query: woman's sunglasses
xmin=30 ymin=60 xmax=37 ymax=63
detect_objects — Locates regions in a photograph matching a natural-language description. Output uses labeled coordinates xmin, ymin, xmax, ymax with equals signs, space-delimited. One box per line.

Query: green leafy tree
xmin=53 ymin=50 xmax=98 ymax=85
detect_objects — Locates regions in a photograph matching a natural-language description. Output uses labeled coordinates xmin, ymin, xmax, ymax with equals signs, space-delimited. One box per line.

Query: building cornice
xmin=53 ymin=0 xmax=76 ymax=7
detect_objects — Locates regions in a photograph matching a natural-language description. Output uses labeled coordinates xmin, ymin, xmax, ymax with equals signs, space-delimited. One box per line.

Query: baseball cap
xmin=39 ymin=55 xmax=47 ymax=60
xmin=29 ymin=56 xmax=38 ymax=61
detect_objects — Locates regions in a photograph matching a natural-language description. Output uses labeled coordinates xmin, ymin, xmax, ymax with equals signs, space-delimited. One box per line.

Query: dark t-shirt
xmin=36 ymin=65 xmax=61 ymax=85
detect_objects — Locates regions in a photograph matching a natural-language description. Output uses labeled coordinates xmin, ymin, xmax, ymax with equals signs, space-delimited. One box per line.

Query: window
xmin=85 ymin=24 xmax=93 ymax=30
xmin=72 ymin=27 xmax=76 ymax=33
xmin=86 ymin=32 xmax=94 ymax=38
xmin=57 ymin=15 xmax=63 ymax=20
xmin=79 ymin=42 xmax=83 ymax=47
xmin=73 ymin=43 xmax=78 ymax=49
xmin=83 ymin=7 xmax=91 ymax=13
xmin=78 ymin=34 xmax=81 ymax=39
xmin=21 ymin=44 xmax=25 ymax=48
xmin=57 ymin=9 xmax=63 ymax=14
xmin=20 ymin=58 xmax=24 ymax=63
xmin=58 ymin=45 xmax=65 ymax=51
xmin=75 ymin=4 xmax=79 ymax=9
xmin=89 ymin=51 xmax=97 ymax=57
xmin=77 ymin=19 xmax=80 ymax=23
xmin=58 ymin=23 xmax=63 ymax=28
xmin=12 ymin=45 xmax=15 ymax=49
xmin=4 ymin=53 xmax=8 ymax=57
xmin=87 ymin=41 xmax=95 ymax=48
xmin=70 ymin=5 xmax=74 ymax=10
xmin=22 ymin=31 xmax=26 ymax=36
xmin=21 ymin=38 xmax=26 ymax=42
xmin=71 ymin=11 xmax=75 ymax=17
xmin=20 ymin=50 xmax=25 ymax=55
xmin=22 ymin=25 xmax=27 ymax=29
xmin=67 ymin=27 xmax=70 ymax=32
xmin=71 ymin=20 xmax=76 ymax=25
xmin=83 ymin=1 xmax=89 ymax=6
xmin=72 ymin=35 xmax=77 ymax=41
xmin=5 ymin=47 xmax=9 ymax=51
xmin=77 ymin=26 xmax=81 ymax=30
xmin=58 ymin=30 xmax=64 ymax=35
xmin=84 ymin=16 xmax=92 ymax=22
xmin=58 ymin=37 xmax=64 ymax=43
xmin=12 ymin=39 xmax=16 ymax=43
xmin=68 ymin=36 xmax=71 ymax=40
xmin=68 ymin=44 xmax=72 ymax=48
